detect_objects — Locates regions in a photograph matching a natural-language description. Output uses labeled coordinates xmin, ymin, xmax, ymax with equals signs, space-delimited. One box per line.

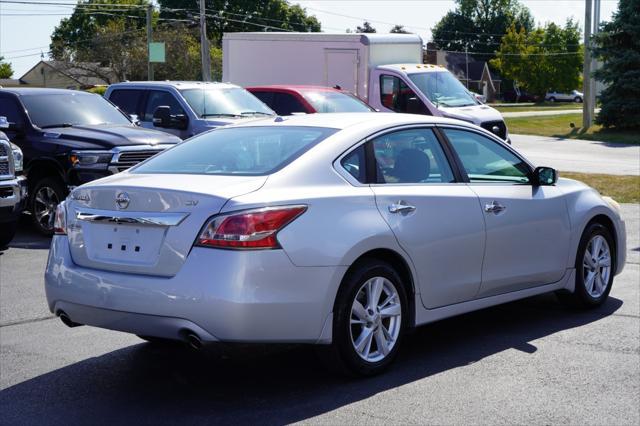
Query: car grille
xmin=111 ymin=150 xmax=164 ymax=172
xmin=0 ymin=144 xmax=7 ymax=156
xmin=481 ymin=120 xmax=507 ymax=140
xmin=0 ymin=140 xmax=11 ymax=178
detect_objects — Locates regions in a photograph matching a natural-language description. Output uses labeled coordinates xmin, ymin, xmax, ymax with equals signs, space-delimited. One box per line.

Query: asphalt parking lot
xmin=1 ymin=205 xmax=639 ymax=425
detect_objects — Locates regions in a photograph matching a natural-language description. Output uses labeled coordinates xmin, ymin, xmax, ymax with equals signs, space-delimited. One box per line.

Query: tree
xmin=157 ymin=0 xmax=321 ymax=46
xmin=592 ymin=0 xmax=640 ymax=128
xmin=491 ymin=21 xmax=582 ymax=97
xmin=355 ymin=21 xmax=377 ymax=33
xmin=432 ymin=0 xmax=534 ymax=58
xmin=390 ymin=25 xmax=410 ymax=34
xmin=0 ymin=56 xmax=13 ymax=78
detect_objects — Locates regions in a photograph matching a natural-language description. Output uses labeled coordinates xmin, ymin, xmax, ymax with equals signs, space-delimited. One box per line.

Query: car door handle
xmin=388 ymin=201 xmax=416 ymax=214
xmin=484 ymin=201 xmax=506 ymax=214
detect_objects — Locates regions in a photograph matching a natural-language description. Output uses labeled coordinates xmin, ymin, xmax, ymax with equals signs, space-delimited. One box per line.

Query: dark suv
xmin=0 ymin=88 xmax=181 ymax=235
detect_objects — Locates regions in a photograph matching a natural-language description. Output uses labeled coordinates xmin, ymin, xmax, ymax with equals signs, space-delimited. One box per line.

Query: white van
xmin=223 ymin=32 xmax=510 ymax=142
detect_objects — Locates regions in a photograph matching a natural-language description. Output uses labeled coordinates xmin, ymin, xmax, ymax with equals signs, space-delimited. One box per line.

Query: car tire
xmin=557 ymin=223 xmax=615 ymax=308
xmin=0 ymin=220 xmax=18 ymax=249
xmin=318 ymin=259 xmax=408 ymax=377
xmin=548 ymin=97 xmax=556 ymax=102
xmin=30 ymin=177 xmax=65 ymax=236
xmin=574 ymin=97 xmax=583 ymax=103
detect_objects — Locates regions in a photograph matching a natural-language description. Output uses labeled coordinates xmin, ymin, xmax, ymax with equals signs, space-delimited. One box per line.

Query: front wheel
xmin=548 ymin=96 xmax=556 ymax=102
xmin=557 ymin=223 xmax=615 ymax=308
xmin=30 ymin=177 xmax=65 ymax=236
xmin=574 ymin=96 xmax=583 ymax=103
xmin=320 ymin=259 xmax=408 ymax=376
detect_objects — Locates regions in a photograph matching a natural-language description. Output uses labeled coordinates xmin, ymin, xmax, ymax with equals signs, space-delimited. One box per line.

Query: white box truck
xmin=223 ymin=32 xmax=510 ymax=142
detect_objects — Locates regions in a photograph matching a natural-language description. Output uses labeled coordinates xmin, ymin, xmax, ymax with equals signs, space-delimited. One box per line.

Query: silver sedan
xmin=45 ymin=113 xmax=626 ymax=376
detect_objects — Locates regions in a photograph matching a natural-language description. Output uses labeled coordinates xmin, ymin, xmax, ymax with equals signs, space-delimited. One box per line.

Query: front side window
xmin=180 ymin=88 xmax=274 ymax=118
xmin=443 ymin=129 xmax=530 ymax=183
xmin=371 ymin=128 xmax=455 ymax=184
xmin=0 ymin=96 xmax=24 ymax=127
xmin=144 ymin=90 xmax=185 ymax=121
xmin=21 ymin=93 xmax=131 ymax=128
xmin=133 ymin=126 xmax=337 ymax=176
xmin=379 ymin=75 xmax=429 ymax=115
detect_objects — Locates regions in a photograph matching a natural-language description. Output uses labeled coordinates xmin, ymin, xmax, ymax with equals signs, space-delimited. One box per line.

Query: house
xmin=426 ymin=50 xmax=502 ymax=102
xmin=17 ymin=60 xmax=117 ymax=89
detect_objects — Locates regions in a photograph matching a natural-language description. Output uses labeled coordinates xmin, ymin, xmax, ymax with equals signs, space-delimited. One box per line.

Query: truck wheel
xmin=548 ymin=97 xmax=556 ymax=102
xmin=0 ymin=220 xmax=18 ymax=249
xmin=30 ymin=177 xmax=65 ymax=236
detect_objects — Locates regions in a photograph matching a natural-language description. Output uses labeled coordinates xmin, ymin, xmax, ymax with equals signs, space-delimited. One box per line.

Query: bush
xmin=86 ymin=85 xmax=107 ymax=96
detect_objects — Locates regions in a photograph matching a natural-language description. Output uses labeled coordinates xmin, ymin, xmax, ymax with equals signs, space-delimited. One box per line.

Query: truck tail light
xmin=196 ymin=205 xmax=307 ymax=249
xmin=53 ymin=201 xmax=67 ymax=235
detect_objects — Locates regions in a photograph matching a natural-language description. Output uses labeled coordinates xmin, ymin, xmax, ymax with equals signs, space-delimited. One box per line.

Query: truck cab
xmin=105 ymin=81 xmax=275 ymax=139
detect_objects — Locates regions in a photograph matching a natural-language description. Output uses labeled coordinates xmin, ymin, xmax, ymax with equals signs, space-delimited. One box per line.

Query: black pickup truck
xmin=0 ymin=88 xmax=181 ymax=235
xmin=0 ymin=126 xmax=28 ymax=247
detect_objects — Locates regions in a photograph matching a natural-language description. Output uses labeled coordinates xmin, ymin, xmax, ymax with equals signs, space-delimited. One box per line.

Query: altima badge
xmin=115 ymin=192 xmax=130 ymax=210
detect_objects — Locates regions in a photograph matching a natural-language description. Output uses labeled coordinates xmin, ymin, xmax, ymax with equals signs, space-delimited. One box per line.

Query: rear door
xmin=325 ymin=49 xmax=359 ymax=94
xmin=441 ymin=127 xmax=571 ymax=297
xmin=366 ymin=127 xmax=486 ymax=309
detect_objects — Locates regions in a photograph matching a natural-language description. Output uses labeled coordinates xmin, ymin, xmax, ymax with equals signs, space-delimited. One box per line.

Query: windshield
xmin=301 ymin=91 xmax=373 ymax=113
xmin=408 ymin=71 xmax=479 ymax=108
xmin=132 ymin=126 xmax=337 ymax=176
xmin=22 ymin=93 xmax=131 ymax=128
xmin=181 ymin=88 xmax=275 ymax=118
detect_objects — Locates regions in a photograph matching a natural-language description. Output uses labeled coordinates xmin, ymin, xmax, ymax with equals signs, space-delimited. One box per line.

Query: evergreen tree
xmin=592 ymin=0 xmax=640 ymax=128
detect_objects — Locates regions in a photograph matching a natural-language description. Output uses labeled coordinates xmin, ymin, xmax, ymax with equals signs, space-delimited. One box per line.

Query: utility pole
xmin=582 ymin=0 xmax=593 ymax=128
xmin=465 ymin=47 xmax=469 ymax=88
xmin=146 ymin=4 xmax=153 ymax=81
xmin=199 ymin=0 xmax=212 ymax=82
xmin=590 ymin=0 xmax=601 ymax=111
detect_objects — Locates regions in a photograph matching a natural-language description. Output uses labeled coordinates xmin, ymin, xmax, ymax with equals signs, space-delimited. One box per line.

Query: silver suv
xmin=0 ymin=118 xmax=27 ymax=247
xmin=105 ymin=81 xmax=275 ymax=139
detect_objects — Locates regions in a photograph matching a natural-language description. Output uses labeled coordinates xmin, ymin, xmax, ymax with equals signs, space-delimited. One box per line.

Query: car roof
xmin=230 ymin=112 xmax=476 ymax=131
xmin=108 ymin=81 xmax=240 ymax=90
xmin=0 ymin=87 xmax=94 ymax=96
xmin=247 ymin=85 xmax=344 ymax=93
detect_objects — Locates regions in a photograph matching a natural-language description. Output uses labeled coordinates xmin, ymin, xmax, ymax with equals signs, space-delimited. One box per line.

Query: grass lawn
xmin=559 ymin=172 xmax=640 ymax=203
xmin=505 ymin=115 xmax=640 ymax=144
xmin=494 ymin=102 xmax=583 ymax=113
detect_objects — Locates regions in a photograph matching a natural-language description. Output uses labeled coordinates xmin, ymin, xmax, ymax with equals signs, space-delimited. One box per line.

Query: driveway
xmin=511 ymin=134 xmax=640 ymax=175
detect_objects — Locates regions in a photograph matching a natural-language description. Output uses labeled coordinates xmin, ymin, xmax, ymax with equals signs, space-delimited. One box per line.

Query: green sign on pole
xmin=149 ymin=42 xmax=166 ymax=63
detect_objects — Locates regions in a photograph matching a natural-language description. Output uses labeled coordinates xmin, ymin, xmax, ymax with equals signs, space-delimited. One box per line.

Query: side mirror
xmin=0 ymin=116 xmax=8 ymax=129
xmin=173 ymin=114 xmax=189 ymax=130
xmin=152 ymin=106 xmax=172 ymax=128
xmin=406 ymin=97 xmax=424 ymax=114
xmin=0 ymin=116 xmax=24 ymax=135
xmin=534 ymin=166 xmax=557 ymax=185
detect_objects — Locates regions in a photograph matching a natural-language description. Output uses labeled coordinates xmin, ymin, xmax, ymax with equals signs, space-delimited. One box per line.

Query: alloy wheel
xmin=582 ymin=235 xmax=612 ymax=298
xmin=33 ymin=186 xmax=59 ymax=232
xmin=349 ymin=276 xmax=402 ymax=363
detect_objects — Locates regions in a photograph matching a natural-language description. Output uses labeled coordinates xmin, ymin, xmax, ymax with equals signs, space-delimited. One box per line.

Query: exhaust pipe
xmin=185 ymin=332 xmax=203 ymax=350
xmin=58 ymin=311 xmax=82 ymax=328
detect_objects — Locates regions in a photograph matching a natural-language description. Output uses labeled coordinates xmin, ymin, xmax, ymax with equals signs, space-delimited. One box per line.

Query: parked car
xmin=0 ymin=120 xmax=28 ymax=247
xmin=105 ymin=81 xmax=275 ymax=139
xmin=545 ymin=90 xmax=583 ymax=103
xmin=246 ymin=85 xmax=375 ymax=115
xmin=502 ymin=89 xmax=540 ymax=103
xmin=223 ymin=33 xmax=511 ymax=143
xmin=46 ymin=113 xmax=626 ymax=376
xmin=0 ymin=88 xmax=181 ymax=235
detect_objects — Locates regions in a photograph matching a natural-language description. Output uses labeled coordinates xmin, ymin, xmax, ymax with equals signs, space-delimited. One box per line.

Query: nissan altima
xmin=45 ymin=113 xmax=626 ymax=376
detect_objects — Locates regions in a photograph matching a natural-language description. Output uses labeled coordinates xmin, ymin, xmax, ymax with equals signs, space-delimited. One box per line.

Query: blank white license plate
xmin=83 ymin=223 xmax=166 ymax=265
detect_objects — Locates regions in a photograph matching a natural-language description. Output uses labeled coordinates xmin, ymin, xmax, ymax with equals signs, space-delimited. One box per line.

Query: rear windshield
xmin=132 ymin=126 xmax=337 ymax=176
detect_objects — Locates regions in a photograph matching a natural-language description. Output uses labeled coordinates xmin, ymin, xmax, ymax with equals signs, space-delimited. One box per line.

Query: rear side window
xmin=251 ymin=91 xmax=274 ymax=106
xmin=341 ymin=144 xmax=366 ymax=183
xmin=273 ymin=93 xmax=307 ymax=115
xmin=133 ymin=126 xmax=338 ymax=176
xmin=144 ymin=90 xmax=185 ymax=121
xmin=108 ymin=89 xmax=144 ymax=116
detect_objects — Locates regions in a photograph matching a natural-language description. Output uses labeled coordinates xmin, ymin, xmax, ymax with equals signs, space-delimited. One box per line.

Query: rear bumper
xmin=45 ymin=236 xmax=345 ymax=343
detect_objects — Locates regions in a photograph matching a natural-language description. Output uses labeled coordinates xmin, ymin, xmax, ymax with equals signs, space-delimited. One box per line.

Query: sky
xmin=0 ymin=0 xmax=620 ymax=78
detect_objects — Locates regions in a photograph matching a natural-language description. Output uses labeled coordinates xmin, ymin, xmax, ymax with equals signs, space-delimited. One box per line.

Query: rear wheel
xmin=30 ymin=177 xmax=65 ymax=236
xmin=557 ymin=223 xmax=615 ymax=308
xmin=319 ymin=259 xmax=408 ymax=376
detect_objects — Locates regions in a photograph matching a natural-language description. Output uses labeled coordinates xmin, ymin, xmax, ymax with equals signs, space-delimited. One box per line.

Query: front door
xmin=368 ymin=127 xmax=486 ymax=309
xmin=441 ymin=127 xmax=572 ymax=297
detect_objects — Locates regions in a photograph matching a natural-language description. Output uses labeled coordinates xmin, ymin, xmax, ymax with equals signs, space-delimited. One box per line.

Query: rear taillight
xmin=53 ymin=201 xmax=67 ymax=235
xmin=196 ymin=205 xmax=307 ymax=249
